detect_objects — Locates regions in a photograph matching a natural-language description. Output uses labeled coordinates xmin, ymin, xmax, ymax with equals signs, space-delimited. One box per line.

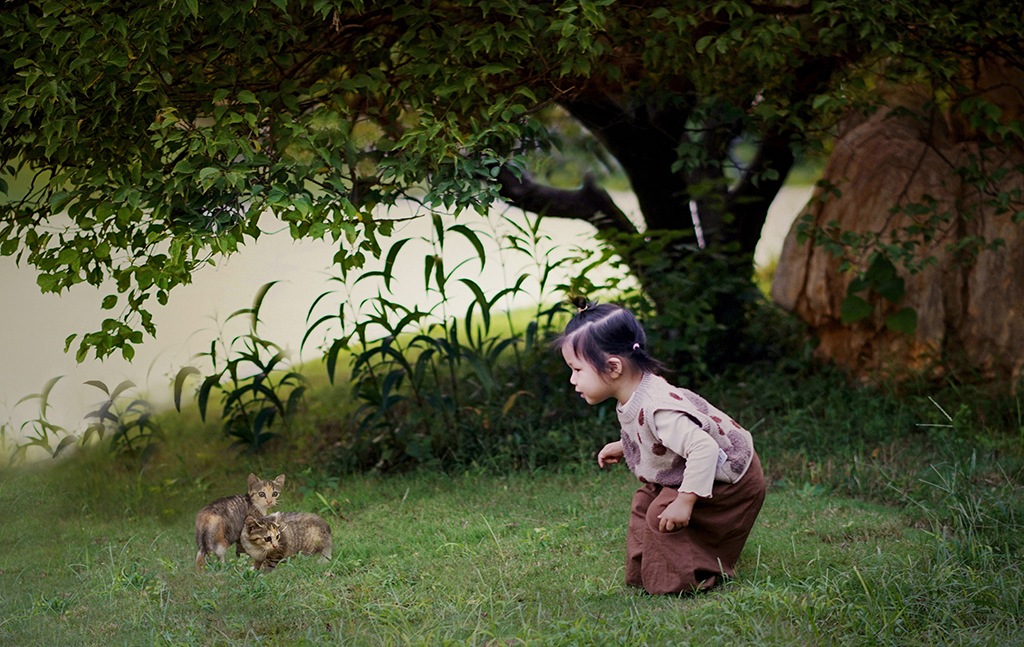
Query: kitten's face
xmin=245 ymin=518 xmax=281 ymax=551
xmin=247 ymin=474 xmax=285 ymax=510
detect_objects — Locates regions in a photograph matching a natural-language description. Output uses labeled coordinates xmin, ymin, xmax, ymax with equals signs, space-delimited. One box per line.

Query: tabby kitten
xmin=240 ymin=511 xmax=333 ymax=571
xmin=194 ymin=473 xmax=285 ymax=568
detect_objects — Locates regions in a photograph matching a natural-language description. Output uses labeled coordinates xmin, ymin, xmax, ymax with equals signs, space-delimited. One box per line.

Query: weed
xmin=8 ymin=376 xmax=76 ymax=464
xmin=303 ymin=210 xmax=579 ymax=471
xmin=82 ymin=379 xmax=162 ymax=467
xmin=176 ymin=281 xmax=307 ymax=453
xmin=32 ymin=591 xmax=77 ymax=616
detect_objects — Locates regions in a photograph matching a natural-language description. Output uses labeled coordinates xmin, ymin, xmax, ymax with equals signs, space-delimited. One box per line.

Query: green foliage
xmin=0 ymin=0 xmax=559 ymax=359
xmin=7 ymin=376 xmax=76 ymax=464
xmin=4 ymin=1 xmax=1019 ymax=359
xmin=81 ymin=379 xmax=162 ymax=465
xmin=5 ymin=376 xmax=162 ymax=468
xmin=565 ymin=229 xmax=794 ymax=380
xmin=3 ymin=364 xmax=1024 ymax=645
xmin=303 ymin=212 xmax=583 ymax=471
xmin=840 ymin=254 xmax=918 ymax=334
xmin=176 ymin=282 xmax=306 ymax=453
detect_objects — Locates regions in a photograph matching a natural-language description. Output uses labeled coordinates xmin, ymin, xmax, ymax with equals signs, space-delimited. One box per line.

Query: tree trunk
xmin=560 ymin=95 xmax=694 ymax=233
xmin=772 ymin=61 xmax=1024 ymax=384
xmin=497 ymin=94 xmax=791 ymax=324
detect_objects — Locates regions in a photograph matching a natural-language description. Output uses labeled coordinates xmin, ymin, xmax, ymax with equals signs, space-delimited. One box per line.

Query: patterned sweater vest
xmin=616 ymin=373 xmax=755 ymax=488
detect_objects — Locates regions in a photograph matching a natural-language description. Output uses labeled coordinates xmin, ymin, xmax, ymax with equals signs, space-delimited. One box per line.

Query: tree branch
xmin=495 ymin=166 xmax=635 ymax=234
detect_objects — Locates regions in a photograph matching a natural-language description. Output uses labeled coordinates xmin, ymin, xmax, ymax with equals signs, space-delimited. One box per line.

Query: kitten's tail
xmin=195 ymin=518 xmax=211 ymax=569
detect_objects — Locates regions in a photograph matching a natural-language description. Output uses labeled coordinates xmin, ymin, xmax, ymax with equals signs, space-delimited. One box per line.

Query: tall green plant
xmin=3 ymin=375 xmax=163 ymax=467
xmin=175 ymin=281 xmax=306 ymax=453
xmin=81 ymin=379 xmax=162 ymax=465
xmin=305 ymin=210 xmax=582 ymax=470
xmin=7 ymin=376 xmax=76 ymax=464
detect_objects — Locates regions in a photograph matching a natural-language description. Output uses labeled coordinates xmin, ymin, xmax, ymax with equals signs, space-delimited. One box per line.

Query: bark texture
xmin=772 ymin=60 xmax=1024 ymax=384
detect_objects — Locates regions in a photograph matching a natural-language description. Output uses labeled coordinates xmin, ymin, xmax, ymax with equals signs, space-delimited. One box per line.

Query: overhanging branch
xmin=496 ymin=166 xmax=636 ymax=234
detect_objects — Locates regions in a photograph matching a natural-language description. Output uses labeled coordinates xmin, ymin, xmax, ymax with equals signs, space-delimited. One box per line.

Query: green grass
xmin=0 ymin=466 xmax=900 ymax=644
xmin=2 ymin=451 xmax=1022 ymax=645
xmin=3 ymin=362 xmax=1024 ymax=645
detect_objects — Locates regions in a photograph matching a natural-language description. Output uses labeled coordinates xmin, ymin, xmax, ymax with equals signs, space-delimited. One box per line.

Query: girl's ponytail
xmin=571 ymin=295 xmax=592 ymax=315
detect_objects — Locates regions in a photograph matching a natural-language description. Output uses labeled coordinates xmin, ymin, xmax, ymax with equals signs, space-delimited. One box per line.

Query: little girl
xmin=557 ymin=298 xmax=766 ymax=595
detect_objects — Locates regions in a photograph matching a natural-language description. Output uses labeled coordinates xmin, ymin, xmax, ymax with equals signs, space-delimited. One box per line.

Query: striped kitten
xmin=240 ymin=511 xmax=333 ymax=570
xmin=194 ymin=473 xmax=285 ymax=568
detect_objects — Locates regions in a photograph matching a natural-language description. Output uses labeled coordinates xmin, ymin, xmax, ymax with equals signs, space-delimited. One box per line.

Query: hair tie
xmin=632 ymin=343 xmax=640 ymax=351
xmin=578 ymin=303 xmax=589 ymax=313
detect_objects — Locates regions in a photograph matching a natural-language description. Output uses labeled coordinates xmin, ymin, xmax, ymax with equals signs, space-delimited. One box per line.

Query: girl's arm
xmin=658 ymin=491 xmax=698 ymax=532
xmin=597 ymin=440 xmax=624 ymax=468
xmin=651 ymin=409 xmax=718 ymax=531
xmin=653 ymin=410 xmax=719 ymax=498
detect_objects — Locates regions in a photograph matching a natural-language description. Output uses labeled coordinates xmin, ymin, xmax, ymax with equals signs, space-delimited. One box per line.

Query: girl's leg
xmin=637 ymin=485 xmax=701 ymax=595
xmin=644 ymin=453 xmax=767 ymax=595
xmin=625 ymin=483 xmax=658 ymax=588
xmin=626 ymin=454 xmax=767 ymax=595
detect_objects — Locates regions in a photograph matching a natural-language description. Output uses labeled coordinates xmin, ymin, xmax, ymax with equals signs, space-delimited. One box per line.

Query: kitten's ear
xmin=273 ymin=474 xmax=285 ymax=487
xmin=247 ymin=473 xmax=259 ymax=488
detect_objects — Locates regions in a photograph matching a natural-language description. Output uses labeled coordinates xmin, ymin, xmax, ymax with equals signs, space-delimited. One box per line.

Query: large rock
xmin=772 ymin=67 xmax=1024 ymax=385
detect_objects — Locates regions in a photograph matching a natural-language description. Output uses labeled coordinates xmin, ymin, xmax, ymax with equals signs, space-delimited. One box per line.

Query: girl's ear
xmin=605 ymin=356 xmax=623 ymax=378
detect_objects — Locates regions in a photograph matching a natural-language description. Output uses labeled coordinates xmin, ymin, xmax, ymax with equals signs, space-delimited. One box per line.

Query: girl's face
xmin=562 ymin=344 xmax=617 ymax=405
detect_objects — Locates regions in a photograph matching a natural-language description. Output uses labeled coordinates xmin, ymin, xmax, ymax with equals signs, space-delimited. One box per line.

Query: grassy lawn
xmin=3 ymin=354 xmax=1023 ymax=645
xmin=2 ymin=447 xmax=1020 ymax=645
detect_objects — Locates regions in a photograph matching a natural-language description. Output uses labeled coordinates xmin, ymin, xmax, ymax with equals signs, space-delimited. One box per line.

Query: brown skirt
xmin=625 ymin=452 xmax=766 ymax=595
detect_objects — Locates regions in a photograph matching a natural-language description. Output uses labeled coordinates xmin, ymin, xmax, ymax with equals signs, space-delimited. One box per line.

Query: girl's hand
xmin=658 ymin=491 xmax=698 ymax=532
xmin=597 ymin=441 xmax=624 ymax=469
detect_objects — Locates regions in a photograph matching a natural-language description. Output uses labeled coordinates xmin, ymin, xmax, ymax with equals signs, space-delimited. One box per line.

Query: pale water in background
xmin=0 ymin=187 xmax=812 ymax=443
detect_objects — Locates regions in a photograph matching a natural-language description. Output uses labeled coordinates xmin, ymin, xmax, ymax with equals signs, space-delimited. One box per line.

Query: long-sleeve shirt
xmin=616 ymin=372 xmax=755 ymax=497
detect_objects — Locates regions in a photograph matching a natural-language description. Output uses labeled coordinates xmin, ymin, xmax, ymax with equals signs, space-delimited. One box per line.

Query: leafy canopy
xmin=2 ymin=1 xmax=1019 ymax=359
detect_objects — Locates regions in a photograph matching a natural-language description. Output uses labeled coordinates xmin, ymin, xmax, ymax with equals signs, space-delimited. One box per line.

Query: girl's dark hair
xmin=555 ymin=297 xmax=665 ymax=375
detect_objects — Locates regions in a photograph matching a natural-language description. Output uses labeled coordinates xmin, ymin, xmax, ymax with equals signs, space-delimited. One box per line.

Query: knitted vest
xmin=616 ymin=373 xmax=754 ymax=488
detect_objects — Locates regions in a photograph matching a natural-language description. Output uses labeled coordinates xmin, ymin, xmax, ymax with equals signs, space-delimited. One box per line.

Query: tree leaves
xmin=840 ymin=294 xmax=872 ymax=324
xmin=885 ymin=308 xmax=918 ymax=335
xmin=841 ymin=255 xmax=917 ymax=335
xmin=2 ymin=0 xmax=1017 ymax=360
